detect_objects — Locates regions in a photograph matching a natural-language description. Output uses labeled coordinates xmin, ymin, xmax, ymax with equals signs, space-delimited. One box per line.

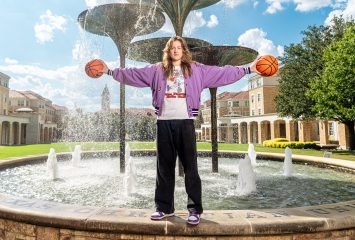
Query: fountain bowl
xmin=0 ymin=150 xmax=354 ymax=239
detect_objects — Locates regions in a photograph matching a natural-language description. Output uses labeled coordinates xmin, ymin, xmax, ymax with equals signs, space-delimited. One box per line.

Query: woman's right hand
xmin=249 ymin=57 xmax=260 ymax=74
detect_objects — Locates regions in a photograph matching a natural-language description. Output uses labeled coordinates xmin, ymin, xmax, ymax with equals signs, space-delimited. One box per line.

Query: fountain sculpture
xmin=0 ymin=1 xmax=353 ymax=239
xmin=78 ymin=3 xmax=165 ymax=173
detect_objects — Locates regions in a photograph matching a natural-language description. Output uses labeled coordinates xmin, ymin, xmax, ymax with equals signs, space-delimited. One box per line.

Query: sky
xmin=0 ymin=0 xmax=354 ymax=112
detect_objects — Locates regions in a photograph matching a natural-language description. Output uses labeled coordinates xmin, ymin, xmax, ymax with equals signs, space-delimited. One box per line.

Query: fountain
xmin=123 ymin=144 xmax=137 ymax=196
xmin=71 ymin=145 xmax=82 ymax=167
xmin=236 ymin=155 xmax=256 ymax=196
xmin=248 ymin=143 xmax=257 ymax=167
xmin=78 ymin=3 xmax=165 ymax=173
xmin=126 ymin=0 xmax=258 ymax=174
xmin=0 ymin=1 xmax=354 ymax=239
xmin=283 ymin=146 xmax=293 ymax=177
xmin=46 ymin=148 xmax=58 ymax=180
xmin=0 ymin=150 xmax=354 ymax=238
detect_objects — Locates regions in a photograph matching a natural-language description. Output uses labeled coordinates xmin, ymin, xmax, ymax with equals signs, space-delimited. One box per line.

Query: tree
xmin=275 ymin=17 xmax=351 ymax=120
xmin=307 ymin=24 xmax=355 ymax=150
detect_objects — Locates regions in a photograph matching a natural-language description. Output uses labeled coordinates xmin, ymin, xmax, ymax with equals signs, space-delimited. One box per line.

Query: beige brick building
xmin=199 ymin=91 xmax=249 ymax=143
xmin=198 ymin=71 xmax=351 ymax=149
xmin=0 ymin=72 xmax=68 ymax=145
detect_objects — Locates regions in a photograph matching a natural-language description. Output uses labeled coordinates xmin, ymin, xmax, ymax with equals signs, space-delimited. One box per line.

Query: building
xmin=101 ymin=84 xmax=110 ymax=112
xmin=199 ymin=91 xmax=249 ymax=142
xmin=0 ymin=72 xmax=68 ymax=145
xmin=198 ymin=71 xmax=351 ymax=150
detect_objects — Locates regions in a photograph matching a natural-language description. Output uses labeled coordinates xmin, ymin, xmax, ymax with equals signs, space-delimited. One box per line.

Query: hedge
xmin=263 ymin=138 xmax=317 ymax=149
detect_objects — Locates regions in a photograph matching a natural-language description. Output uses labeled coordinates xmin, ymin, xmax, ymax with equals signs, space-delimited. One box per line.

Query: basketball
xmin=85 ymin=59 xmax=105 ymax=78
xmin=256 ymin=55 xmax=278 ymax=77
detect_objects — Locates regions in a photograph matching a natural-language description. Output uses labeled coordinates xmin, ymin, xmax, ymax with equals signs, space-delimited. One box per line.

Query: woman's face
xmin=169 ymin=40 xmax=183 ymax=62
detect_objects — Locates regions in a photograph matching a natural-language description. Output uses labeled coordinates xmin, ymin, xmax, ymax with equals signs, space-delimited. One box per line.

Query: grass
xmin=0 ymin=141 xmax=354 ymax=161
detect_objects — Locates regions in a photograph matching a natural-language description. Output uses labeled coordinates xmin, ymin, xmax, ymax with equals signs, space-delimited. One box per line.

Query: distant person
xmin=100 ymin=36 xmax=259 ymax=225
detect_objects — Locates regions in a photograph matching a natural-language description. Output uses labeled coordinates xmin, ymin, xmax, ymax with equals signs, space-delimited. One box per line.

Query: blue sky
xmin=0 ymin=0 xmax=354 ymax=111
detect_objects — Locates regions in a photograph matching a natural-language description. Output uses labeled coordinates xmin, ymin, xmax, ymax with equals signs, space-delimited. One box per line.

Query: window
xmin=251 ymin=95 xmax=254 ymax=103
xmin=257 ymin=79 xmax=262 ymax=87
xmin=18 ymin=99 xmax=25 ymax=106
xmin=251 ymin=110 xmax=255 ymax=116
xmin=329 ymin=122 xmax=335 ymax=136
xmin=257 ymin=93 xmax=262 ymax=102
xmin=234 ymin=101 xmax=239 ymax=107
xmin=245 ymin=101 xmax=249 ymax=107
xmin=258 ymin=108 xmax=261 ymax=115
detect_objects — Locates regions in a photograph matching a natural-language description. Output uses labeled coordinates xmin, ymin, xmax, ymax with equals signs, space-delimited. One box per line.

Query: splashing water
xmin=236 ymin=155 xmax=256 ymax=196
xmin=248 ymin=143 xmax=257 ymax=167
xmin=46 ymin=148 xmax=59 ymax=180
xmin=123 ymin=144 xmax=137 ymax=196
xmin=72 ymin=145 xmax=82 ymax=167
xmin=283 ymin=147 xmax=293 ymax=177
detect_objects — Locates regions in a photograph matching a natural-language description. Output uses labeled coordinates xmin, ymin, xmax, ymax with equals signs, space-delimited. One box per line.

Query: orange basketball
xmin=256 ymin=55 xmax=278 ymax=77
xmin=85 ymin=59 xmax=105 ymax=78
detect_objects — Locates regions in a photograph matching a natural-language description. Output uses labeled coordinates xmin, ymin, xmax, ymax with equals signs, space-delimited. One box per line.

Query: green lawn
xmin=0 ymin=142 xmax=354 ymax=161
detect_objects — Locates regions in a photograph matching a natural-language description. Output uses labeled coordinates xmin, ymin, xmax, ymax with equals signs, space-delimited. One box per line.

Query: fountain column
xmin=128 ymin=0 xmax=257 ymax=173
xmin=192 ymin=45 xmax=258 ymax=171
xmin=78 ymin=3 xmax=165 ymax=173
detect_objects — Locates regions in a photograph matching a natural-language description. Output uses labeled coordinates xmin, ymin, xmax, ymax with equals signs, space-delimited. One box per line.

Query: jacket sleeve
xmin=109 ymin=64 xmax=158 ymax=88
xmin=199 ymin=64 xmax=251 ymax=89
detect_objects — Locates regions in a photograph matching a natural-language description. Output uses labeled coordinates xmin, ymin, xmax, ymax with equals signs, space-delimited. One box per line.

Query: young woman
xmin=101 ymin=36 xmax=258 ymax=225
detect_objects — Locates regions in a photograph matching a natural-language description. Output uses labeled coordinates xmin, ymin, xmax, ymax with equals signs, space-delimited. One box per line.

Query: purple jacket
xmin=109 ymin=63 xmax=251 ymax=117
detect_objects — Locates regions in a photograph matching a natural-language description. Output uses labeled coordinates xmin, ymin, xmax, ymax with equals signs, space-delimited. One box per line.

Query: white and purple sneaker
xmin=150 ymin=211 xmax=175 ymax=220
xmin=187 ymin=211 xmax=201 ymax=225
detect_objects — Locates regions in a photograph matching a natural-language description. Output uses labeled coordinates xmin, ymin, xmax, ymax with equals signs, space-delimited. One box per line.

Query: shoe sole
xmin=187 ymin=220 xmax=200 ymax=225
xmin=150 ymin=213 xmax=175 ymax=220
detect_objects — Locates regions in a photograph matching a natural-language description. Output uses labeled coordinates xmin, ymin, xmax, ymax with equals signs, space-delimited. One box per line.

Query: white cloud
xmin=159 ymin=11 xmax=208 ymax=36
xmin=264 ymin=0 xmax=354 ymax=15
xmin=221 ymin=0 xmax=248 ymax=8
xmin=184 ymin=11 xmax=207 ymax=36
xmin=294 ymin=0 xmax=332 ymax=12
xmin=342 ymin=0 xmax=355 ymax=17
xmin=325 ymin=0 xmax=355 ymax=25
xmin=34 ymin=10 xmax=67 ymax=44
xmin=4 ymin=58 xmax=18 ymax=65
xmin=265 ymin=0 xmax=287 ymax=14
xmin=207 ymin=15 xmax=219 ymax=28
xmin=237 ymin=28 xmax=284 ymax=57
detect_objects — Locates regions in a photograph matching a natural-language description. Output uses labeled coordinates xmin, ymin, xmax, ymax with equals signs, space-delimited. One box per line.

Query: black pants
xmin=155 ymin=119 xmax=203 ymax=214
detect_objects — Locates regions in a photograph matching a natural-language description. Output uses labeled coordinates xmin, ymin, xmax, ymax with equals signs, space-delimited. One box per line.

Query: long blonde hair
xmin=162 ymin=36 xmax=194 ymax=78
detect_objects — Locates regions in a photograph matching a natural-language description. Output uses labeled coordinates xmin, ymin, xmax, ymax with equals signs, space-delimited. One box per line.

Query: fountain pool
xmin=1 ymin=155 xmax=354 ymax=210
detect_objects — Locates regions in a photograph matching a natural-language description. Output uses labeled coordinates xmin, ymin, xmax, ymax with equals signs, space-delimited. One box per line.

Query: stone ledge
xmin=0 ymin=193 xmax=354 ymax=236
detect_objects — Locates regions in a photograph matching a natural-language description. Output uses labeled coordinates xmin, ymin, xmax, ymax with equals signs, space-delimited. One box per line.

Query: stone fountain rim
xmin=0 ymin=151 xmax=354 ymax=236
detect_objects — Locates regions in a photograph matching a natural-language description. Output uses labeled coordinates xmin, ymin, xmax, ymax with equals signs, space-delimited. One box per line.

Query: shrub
xmin=263 ymin=138 xmax=317 ymax=149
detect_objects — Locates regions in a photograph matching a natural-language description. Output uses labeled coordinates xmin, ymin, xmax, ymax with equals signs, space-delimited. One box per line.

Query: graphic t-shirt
xmin=158 ymin=66 xmax=193 ymax=120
